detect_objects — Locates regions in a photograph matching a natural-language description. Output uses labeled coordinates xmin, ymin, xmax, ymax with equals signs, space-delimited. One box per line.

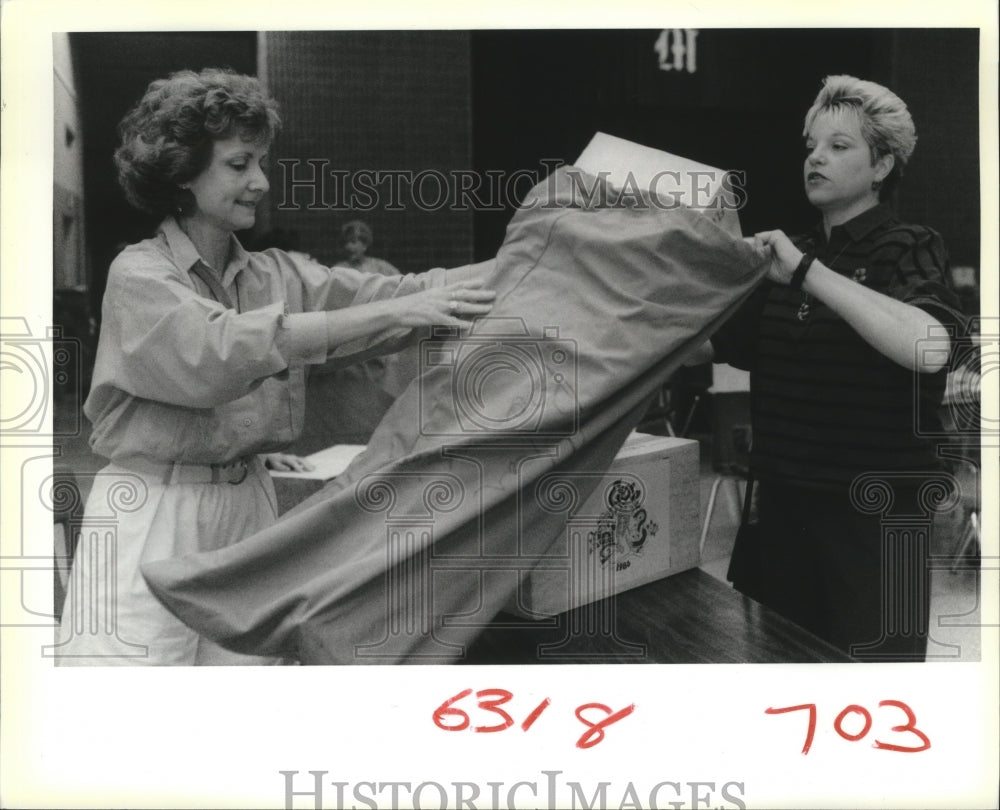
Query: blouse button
xmin=243 ymin=418 xmax=253 ymax=427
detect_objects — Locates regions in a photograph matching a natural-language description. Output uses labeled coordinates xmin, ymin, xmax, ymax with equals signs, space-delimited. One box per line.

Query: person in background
xmin=336 ymin=219 xmax=400 ymax=277
xmin=289 ymin=220 xmax=411 ymax=452
xmin=56 ymin=68 xmax=494 ymax=665
xmin=703 ymin=75 xmax=966 ymax=661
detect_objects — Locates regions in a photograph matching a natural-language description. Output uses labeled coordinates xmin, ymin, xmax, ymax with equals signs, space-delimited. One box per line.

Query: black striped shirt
xmin=712 ymin=204 xmax=966 ymax=490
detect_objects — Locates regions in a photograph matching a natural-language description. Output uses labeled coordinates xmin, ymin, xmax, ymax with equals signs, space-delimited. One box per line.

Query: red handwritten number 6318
xmin=765 ymin=700 xmax=931 ymax=755
xmin=432 ymin=688 xmax=634 ymax=749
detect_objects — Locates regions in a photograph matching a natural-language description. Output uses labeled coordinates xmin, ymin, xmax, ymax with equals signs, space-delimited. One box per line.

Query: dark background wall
xmin=470 ymin=28 xmax=980 ymax=267
xmin=887 ymin=28 xmax=981 ymax=270
xmin=263 ymin=30 xmax=474 ymax=271
xmin=65 ymin=28 xmax=981 ymax=338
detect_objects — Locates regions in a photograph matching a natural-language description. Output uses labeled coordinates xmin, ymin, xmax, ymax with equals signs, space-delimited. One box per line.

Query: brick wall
xmin=263 ymin=31 xmax=474 ymax=272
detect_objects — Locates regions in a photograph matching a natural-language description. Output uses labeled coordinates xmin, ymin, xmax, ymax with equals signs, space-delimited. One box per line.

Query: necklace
xmin=795 ymin=236 xmax=854 ymax=322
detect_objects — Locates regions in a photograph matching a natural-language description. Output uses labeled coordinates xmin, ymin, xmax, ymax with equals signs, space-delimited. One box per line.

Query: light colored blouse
xmin=85 ymin=217 xmax=445 ymax=465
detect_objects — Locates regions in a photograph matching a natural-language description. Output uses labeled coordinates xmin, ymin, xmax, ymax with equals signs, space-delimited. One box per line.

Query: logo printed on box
xmin=587 ymin=478 xmax=660 ymax=572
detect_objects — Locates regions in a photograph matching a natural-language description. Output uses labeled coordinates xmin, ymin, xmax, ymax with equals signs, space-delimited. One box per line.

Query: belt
xmin=115 ymin=456 xmax=254 ymax=485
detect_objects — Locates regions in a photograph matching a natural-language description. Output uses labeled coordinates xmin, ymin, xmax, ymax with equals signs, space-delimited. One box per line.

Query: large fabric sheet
xmin=142 ymin=168 xmax=766 ymax=664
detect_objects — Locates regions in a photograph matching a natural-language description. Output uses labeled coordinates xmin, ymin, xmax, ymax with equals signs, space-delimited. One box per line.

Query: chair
xmin=946 ymin=458 xmax=980 ymax=572
xmin=636 ymin=384 xmax=678 ymax=437
xmin=638 ymin=363 xmax=712 ymax=438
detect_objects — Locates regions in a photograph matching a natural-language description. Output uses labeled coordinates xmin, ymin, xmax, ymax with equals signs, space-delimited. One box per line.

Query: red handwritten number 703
xmin=765 ymin=700 xmax=931 ymax=755
xmin=433 ymin=688 xmax=635 ymax=749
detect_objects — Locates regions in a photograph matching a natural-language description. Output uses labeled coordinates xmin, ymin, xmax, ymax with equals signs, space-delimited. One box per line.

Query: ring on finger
xmin=449 ymin=299 xmax=458 ymax=313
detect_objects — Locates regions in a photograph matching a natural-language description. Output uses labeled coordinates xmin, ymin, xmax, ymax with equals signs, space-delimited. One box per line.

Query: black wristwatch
xmin=790 ymin=252 xmax=815 ymax=291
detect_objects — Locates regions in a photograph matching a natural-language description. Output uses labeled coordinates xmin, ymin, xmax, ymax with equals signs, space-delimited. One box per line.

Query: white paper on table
xmin=266 ymin=444 xmax=367 ymax=481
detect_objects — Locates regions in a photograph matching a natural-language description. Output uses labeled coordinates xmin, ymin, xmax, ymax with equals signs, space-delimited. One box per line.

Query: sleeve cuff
xmin=276 ymin=311 xmax=329 ymax=364
xmin=909 ymin=297 xmax=967 ymax=334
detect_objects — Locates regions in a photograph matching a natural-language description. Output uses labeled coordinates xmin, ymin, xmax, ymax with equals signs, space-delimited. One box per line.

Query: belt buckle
xmin=220 ymin=459 xmax=249 ymax=485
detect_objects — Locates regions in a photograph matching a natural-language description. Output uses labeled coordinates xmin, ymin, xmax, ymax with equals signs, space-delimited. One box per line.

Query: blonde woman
xmin=711 ymin=75 xmax=966 ymax=661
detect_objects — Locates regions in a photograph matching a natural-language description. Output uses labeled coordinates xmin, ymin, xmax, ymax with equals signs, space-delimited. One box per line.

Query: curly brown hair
xmin=114 ymin=68 xmax=281 ymax=217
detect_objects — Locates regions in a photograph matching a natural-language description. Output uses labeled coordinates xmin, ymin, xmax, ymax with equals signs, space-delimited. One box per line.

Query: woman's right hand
xmin=391 ymin=281 xmax=496 ymax=329
xmin=747 ymin=230 xmax=806 ymax=285
xmin=321 ymin=280 xmax=497 ymax=357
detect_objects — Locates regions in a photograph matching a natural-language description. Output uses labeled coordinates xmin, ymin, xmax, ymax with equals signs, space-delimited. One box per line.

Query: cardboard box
xmin=508 ymin=432 xmax=701 ymax=617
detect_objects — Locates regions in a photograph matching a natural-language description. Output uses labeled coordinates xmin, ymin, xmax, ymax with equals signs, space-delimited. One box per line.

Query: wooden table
xmin=462 ymin=568 xmax=852 ymax=664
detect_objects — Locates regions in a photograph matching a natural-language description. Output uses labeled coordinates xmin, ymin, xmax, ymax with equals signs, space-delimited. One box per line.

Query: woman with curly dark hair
xmin=55 ymin=68 xmax=493 ymax=665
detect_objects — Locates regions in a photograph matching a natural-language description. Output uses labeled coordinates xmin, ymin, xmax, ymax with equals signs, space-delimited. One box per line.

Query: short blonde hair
xmin=803 ymin=75 xmax=917 ymax=195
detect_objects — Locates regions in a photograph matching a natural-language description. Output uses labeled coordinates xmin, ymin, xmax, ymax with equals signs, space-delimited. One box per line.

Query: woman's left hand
xmin=262 ymin=452 xmax=315 ymax=472
xmin=746 ymin=230 xmax=806 ymax=286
